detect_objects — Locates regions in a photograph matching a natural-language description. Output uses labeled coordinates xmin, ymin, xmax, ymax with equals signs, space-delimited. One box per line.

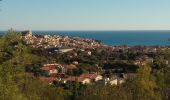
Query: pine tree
xmin=125 ymin=65 xmax=161 ymax=100
xmin=0 ymin=30 xmax=28 ymax=100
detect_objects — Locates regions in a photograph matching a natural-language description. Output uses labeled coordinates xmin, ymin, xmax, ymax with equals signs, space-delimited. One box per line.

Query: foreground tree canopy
xmin=0 ymin=30 xmax=70 ymax=100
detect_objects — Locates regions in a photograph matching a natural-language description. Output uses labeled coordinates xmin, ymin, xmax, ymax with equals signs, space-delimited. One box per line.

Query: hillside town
xmin=21 ymin=30 xmax=170 ymax=87
xmin=22 ymin=30 xmax=102 ymax=49
xmin=22 ymin=30 xmax=170 ymax=53
xmin=0 ymin=30 xmax=170 ymax=100
xmin=33 ymin=63 xmax=127 ymax=85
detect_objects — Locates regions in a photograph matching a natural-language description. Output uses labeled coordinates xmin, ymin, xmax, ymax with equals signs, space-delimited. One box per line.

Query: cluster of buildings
xmin=108 ymin=45 xmax=169 ymax=53
xmin=133 ymin=55 xmax=154 ymax=66
xmin=22 ymin=30 xmax=170 ymax=87
xmin=22 ymin=30 xmax=101 ymax=49
xmin=21 ymin=30 xmax=170 ymax=54
xmin=37 ymin=63 xmax=128 ymax=86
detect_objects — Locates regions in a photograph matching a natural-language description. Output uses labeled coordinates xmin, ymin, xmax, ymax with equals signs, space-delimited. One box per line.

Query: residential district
xmin=22 ymin=30 xmax=170 ymax=86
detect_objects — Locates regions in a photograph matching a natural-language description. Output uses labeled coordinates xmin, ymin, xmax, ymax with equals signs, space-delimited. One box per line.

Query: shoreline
xmin=1 ymin=30 xmax=170 ymax=46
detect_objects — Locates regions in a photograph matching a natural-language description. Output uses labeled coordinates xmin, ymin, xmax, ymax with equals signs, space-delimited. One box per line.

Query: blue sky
xmin=0 ymin=0 xmax=170 ymax=30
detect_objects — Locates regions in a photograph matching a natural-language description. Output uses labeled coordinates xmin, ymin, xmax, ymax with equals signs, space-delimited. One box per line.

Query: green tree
xmin=0 ymin=30 xmax=29 ymax=100
xmin=124 ymin=65 xmax=161 ymax=100
xmin=76 ymin=84 xmax=129 ymax=100
xmin=0 ymin=30 xmax=71 ymax=100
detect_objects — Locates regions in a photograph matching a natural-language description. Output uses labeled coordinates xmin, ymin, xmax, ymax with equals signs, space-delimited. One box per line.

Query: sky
xmin=0 ymin=0 xmax=170 ymax=31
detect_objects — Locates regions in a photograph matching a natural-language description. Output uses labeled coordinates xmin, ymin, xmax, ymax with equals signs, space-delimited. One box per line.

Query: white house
xmin=80 ymin=73 xmax=103 ymax=82
xmin=102 ymin=77 xmax=125 ymax=86
xmin=79 ymin=78 xmax=91 ymax=84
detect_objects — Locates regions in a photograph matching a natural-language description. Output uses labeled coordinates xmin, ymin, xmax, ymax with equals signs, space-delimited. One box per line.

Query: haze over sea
xmin=1 ymin=31 xmax=170 ymax=46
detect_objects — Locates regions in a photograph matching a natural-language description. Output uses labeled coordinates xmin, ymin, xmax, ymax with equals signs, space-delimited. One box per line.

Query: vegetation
xmin=0 ymin=30 xmax=70 ymax=100
xmin=0 ymin=30 xmax=170 ymax=100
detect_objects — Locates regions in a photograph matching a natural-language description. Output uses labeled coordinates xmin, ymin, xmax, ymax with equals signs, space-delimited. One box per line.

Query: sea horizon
xmin=1 ymin=30 xmax=170 ymax=46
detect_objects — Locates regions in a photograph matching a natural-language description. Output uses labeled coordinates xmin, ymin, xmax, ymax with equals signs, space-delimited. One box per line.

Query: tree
xmin=124 ymin=65 xmax=161 ymax=100
xmin=0 ymin=30 xmax=71 ymax=100
xmin=0 ymin=30 xmax=29 ymax=100
xmin=76 ymin=84 xmax=129 ymax=100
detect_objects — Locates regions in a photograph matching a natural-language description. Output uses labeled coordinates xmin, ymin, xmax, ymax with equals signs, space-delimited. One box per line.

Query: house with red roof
xmin=40 ymin=65 xmax=58 ymax=76
xmin=80 ymin=73 xmax=103 ymax=82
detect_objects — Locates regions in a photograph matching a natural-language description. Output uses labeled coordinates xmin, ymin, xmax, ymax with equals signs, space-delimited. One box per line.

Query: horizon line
xmin=1 ymin=29 xmax=170 ymax=32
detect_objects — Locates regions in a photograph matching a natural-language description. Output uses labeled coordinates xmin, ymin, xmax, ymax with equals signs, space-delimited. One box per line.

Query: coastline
xmin=1 ymin=30 xmax=170 ymax=46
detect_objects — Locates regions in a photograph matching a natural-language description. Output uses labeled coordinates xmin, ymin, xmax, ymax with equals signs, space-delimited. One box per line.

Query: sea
xmin=1 ymin=31 xmax=170 ymax=46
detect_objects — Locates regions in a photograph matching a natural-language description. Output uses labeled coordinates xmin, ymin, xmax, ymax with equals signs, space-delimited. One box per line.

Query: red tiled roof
xmin=65 ymin=76 xmax=87 ymax=82
xmin=40 ymin=65 xmax=57 ymax=71
xmin=80 ymin=73 xmax=97 ymax=79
